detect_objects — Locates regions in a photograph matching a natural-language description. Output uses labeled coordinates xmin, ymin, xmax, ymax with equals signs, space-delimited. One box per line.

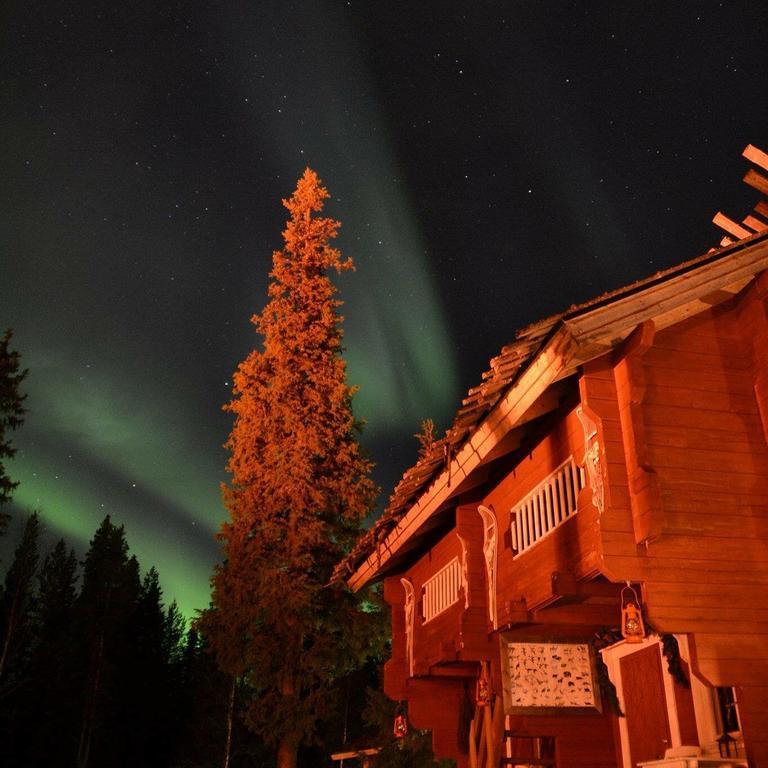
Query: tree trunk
xmin=77 ymin=628 xmax=105 ymax=768
xmin=276 ymin=673 xmax=299 ymax=768
xmin=223 ymin=677 xmax=235 ymax=768
xmin=276 ymin=735 xmax=298 ymax=768
xmin=79 ymin=585 xmax=111 ymax=768
xmin=0 ymin=580 xmax=22 ymax=679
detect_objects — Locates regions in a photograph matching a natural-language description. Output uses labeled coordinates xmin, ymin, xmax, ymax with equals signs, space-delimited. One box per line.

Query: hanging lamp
xmin=620 ymin=582 xmax=645 ymax=643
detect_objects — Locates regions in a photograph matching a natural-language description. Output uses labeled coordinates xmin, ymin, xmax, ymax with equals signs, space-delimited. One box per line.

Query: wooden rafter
xmin=744 ymin=143 xmax=768 ymax=172
xmin=713 ymin=211 xmax=752 ymax=240
xmin=744 ymin=168 xmax=768 ymax=197
xmin=712 ymin=145 xmax=768 ymax=245
xmin=744 ymin=214 xmax=768 ymax=233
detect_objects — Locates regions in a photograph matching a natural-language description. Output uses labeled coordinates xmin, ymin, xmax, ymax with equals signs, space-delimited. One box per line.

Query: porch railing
xmin=422 ymin=557 xmax=462 ymax=622
xmin=510 ymin=456 xmax=585 ymax=557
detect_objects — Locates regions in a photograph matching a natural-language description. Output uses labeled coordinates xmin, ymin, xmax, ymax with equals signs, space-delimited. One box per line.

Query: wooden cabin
xmin=335 ymin=145 xmax=768 ymax=768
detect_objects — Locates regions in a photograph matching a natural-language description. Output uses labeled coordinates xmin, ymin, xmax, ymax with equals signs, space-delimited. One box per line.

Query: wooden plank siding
xmin=505 ymin=713 xmax=619 ymax=768
xmin=598 ymin=296 xmax=768 ymax=654
xmin=382 ymin=274 xmax=768 ymax=766
xmin=405 ymin=531 xmax=465 ymax=676
xmin=407 ymin=677 xmax=470 ymax=767
xmin=585 ymin=284 xmax=768 ymax=764
xmin=382 ymin=506 xmax=496 ymax=691
xmin=382 ymin=575 xmax=409 ymax=702
xmin=383 ymin=477 xmax=621 ymax=767
xmin=737 ymin=685 xmax=768 ymax=768
xmin=483 ymin=406 xmax=605 ymax=620
xmin=455 ymin=504 xmax=497 ymax=657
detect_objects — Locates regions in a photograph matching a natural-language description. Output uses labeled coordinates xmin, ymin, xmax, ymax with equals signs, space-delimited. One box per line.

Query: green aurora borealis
xmin=1 ymin=2 xmax=459 ymax=618
xmin=3 ymin=1 xmax=767 ymax=618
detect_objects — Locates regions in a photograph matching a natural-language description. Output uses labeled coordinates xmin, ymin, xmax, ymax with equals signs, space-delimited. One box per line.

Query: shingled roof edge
xmin=334 ymin=227 xmax=768 ymax=589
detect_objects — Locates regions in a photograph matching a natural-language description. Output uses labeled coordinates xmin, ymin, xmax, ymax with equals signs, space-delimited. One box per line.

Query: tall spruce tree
xmin=202 ymin=169 xmax=379 ymax=768
xmin=0 ymin=329 xmax=28 ymax=533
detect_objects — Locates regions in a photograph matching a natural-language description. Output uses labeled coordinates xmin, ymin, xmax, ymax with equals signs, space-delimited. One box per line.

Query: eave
xmin=348 ymin=229 xmax=768 ymax=592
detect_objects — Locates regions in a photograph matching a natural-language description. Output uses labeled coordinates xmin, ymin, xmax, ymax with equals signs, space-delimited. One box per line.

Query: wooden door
xmin=620 ymin=645 xmax=671 ymax=766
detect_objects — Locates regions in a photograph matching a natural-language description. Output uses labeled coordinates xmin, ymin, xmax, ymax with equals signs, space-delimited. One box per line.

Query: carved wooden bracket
xmin=457 ymin=534 xmax=470 ymax=610
xmin=576 ymin=406 xmax=604 ymax=514
xmin=477 ymin=505 xmax=498 ymax=630
xmin=400 ymin=577 xmax=415 ymax=678
xmin=613 ymin=320 xmax=664 ymax=543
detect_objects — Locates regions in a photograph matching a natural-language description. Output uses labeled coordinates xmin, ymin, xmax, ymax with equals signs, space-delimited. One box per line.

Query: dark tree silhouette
xmin=0 ymin=513 xmax=224 ymax=768
xmin=75 ymin=516 xmax=141 ymax=768
xmin=19 ymin=539 xmax=81 ymax=767
xmin=0 ymin=329 xmax=28 ymax=533
xmin=0 ymin=512 xmax=40 ymax=682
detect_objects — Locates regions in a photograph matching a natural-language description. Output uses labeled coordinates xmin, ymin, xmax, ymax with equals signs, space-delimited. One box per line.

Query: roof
xmin=333 ymin=144 xmax=768 ymax=589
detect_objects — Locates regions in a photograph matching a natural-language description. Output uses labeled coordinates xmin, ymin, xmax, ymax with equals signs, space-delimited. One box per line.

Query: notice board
xmin=499 ymin=634 xmax=601 ymax=715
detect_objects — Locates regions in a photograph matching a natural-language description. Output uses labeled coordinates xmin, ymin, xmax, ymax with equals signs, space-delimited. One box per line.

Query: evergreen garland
xmin=661 ymin=633 xmax=690 ymax=689
xmin=591 ymin=607 xmax=691 ymax=719
xmin=643 ymin=614 xmax=690 ymax=689
xmin=591 ymin=627 xmax=624 ymax=717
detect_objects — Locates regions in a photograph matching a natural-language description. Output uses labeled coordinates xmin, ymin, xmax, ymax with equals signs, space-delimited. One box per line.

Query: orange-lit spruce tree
xmin=203 ymin=169 xmax=379 ymax=768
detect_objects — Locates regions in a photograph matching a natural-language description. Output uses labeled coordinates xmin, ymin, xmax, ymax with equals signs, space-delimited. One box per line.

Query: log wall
xmin=381 ymin=274 xmax=768 ymax=766
xmin=506 ymin=712 xmax=619 ymax=768
xmin=582 ymin=281 xmax=768 ymax=765
xmin=483 ymin=407 xmax=604 ymax=621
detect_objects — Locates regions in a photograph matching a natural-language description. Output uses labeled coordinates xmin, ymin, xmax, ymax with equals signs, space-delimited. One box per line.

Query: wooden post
xmin=476 ymin=707 xmax=487 ymax=768
xmin=468 ymin=716 xmax=479 ymax=768
xmin=483 ymin=699 xmax=495 ymax=768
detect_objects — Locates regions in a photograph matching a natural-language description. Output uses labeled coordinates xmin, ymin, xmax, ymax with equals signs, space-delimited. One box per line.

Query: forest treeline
xmin=0 ymin=510 xmax=449 ymax=768
xmin=0 ymin=511 xmax=247 ymax=767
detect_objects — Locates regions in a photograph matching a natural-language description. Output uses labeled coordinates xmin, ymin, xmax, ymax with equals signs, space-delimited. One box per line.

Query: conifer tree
xmin=75 ymin=516 xmax=141 ymax=768
xmin=202 ymin=169 xmax=379 ymax=768
xmin=22 ymin=539 xmax=80 ymax=766
xmin=0 ymin=329 xmax=28 ymax=532
xmin=0 ymin=512 xmax=40 ymax=681
xmin=124 ymin=566 xmax=173 ymax=768
xmin=37 ymin=539 xmax=79 ymax=635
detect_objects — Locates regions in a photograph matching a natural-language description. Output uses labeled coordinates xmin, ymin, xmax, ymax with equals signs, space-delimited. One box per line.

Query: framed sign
xmin=499 ymin=634 xmax=601 ymax=715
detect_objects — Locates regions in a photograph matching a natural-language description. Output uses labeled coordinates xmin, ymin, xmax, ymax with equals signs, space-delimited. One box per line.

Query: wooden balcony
xmin=509 ymin=456 xmax=585 ymax=557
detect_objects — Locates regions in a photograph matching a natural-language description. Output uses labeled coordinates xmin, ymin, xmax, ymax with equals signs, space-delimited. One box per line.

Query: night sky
xmin=2 ymin=2 xmax=766 ymax=617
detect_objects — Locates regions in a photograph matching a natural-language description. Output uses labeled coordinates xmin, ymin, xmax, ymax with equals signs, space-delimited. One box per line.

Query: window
xmin=716 ymin=687 xmax=740 ymax=733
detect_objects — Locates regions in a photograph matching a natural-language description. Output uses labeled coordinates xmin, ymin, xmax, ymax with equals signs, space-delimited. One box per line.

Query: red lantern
xmin=393 ymin=710 xmax=408 ymax=739
xmin=621 ymin=583 xmax=645 ymax=643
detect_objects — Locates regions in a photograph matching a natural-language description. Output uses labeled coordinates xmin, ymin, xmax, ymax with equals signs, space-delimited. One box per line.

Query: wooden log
xmin=744 ymin=168 xmax=768 ymax=197
xmin=743 ymin=143 xmax=768 ymax=173
xmin=476 ymin=707 xmax=487 ymax=768
xmin=468 ymin=717 xmax=478 ymax=768
xmin=483 ymin=699 xmax=496 ymax=768
xmin=713 ymin=211 xmax=752 ymax=240
xmin=492 ymin=699 xmax=505 ymax=767
xmin=744 ymin=214 xmax=768 ymax=232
